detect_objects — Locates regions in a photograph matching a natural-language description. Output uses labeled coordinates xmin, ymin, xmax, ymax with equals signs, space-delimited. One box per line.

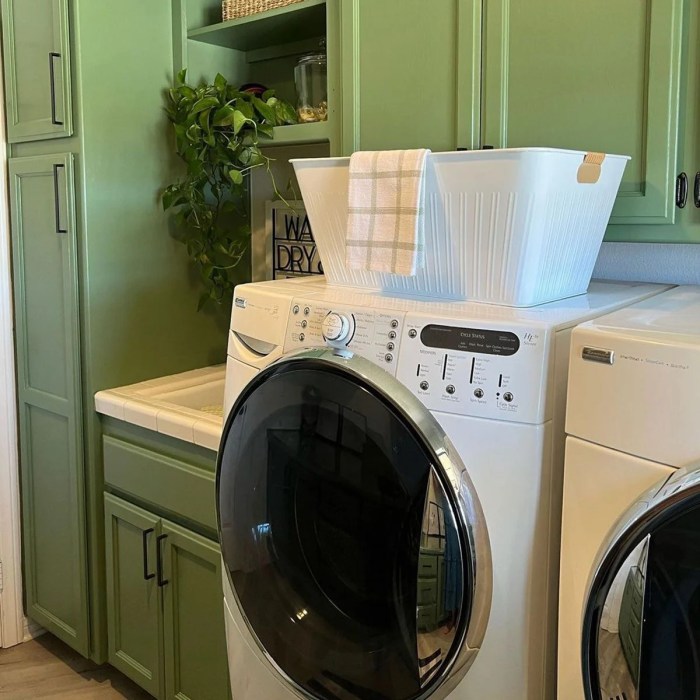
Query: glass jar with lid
xmin=294 ymin=47 xmax=327 ymax=123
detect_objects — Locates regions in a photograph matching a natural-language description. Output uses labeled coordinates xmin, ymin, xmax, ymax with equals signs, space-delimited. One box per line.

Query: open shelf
xmin=188 ymin=0 xmax=326 ymax=52
xmin=262 ymin=120 xmax=330 ymax=147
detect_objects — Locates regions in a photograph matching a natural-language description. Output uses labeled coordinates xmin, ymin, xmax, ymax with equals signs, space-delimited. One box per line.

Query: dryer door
xmin=217 ymin=348 xmax=491 ymax=700
xmin=582 ymin=464 xmax=700 ymax=700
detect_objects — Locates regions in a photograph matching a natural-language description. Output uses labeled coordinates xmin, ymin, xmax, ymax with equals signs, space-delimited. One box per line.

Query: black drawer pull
xmin=142 ymin=528 xmax=155 ymax=581
xmin=156 ymin=534 xmax=169 ymax=587
xmin=49 ymin=52 xmax=63 ymax=126
xmin=52 ymin=164 xmax=67 ymax=234
xmin=676 ymin=172 xmax=688 ymax=209
xmin=694 ymin=172 xmax=700 ymax=208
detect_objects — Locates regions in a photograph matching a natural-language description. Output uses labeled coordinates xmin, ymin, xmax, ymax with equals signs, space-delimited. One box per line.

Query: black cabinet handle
xmin=694 ymin=172 xmax=700 ymax=208
xmin=142 ymin=528 xmax=155 ymax=581
xmin=156 ymin=534 xmax=169 ymax=587
xmin=49 ymin=52 xmax=63 ymax=126
xmin=676 ymin=172 xmax=688 ymax=208
xmin=52 ymin=164 xmax=67 ymax=234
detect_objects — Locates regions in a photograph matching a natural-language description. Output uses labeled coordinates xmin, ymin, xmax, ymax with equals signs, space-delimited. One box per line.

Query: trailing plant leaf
xmin=162 ymin=71 xmax=298 ymax=309
xmin=232 ymin=110 xmax=250 ymax=135
xmin=257 ymin=123 xmax=274 ymax=138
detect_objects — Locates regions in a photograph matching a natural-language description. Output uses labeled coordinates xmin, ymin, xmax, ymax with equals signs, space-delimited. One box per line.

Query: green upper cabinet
xmin=1 ymin=0 xmax=73 ymax=142
xmin=340 ymin=0 xmax=482 ymax=153
xmin=482 ymin=0 xmax=684 ymax=226
xmin=9 ymin=153 xmax=88 ymax=655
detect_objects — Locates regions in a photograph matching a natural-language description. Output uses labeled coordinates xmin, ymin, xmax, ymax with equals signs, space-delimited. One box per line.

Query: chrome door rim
xmin=216 ymin=347 xmax=493 ymax=700
xmin=582 ymin=461 xmax=700 ymax=699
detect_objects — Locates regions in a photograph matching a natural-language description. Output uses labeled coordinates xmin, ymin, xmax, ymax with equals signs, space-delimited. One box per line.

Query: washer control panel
xmin=396 ymin=316 xmax=549 ymax=423
xmin=285 ymin=299 xmax=404 ymax=370
xmin=284 ymin=298 xmax=549 ymax=423
xmin=322 ymin=312 xmax=354 ymax=345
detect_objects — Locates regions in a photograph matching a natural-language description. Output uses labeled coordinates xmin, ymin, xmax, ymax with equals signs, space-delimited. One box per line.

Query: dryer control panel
xmin=283 ymin=298 xmax=550 ymax=424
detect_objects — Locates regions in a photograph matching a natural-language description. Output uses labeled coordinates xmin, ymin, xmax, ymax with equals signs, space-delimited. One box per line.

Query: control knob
xmin=322 ymin=312 xmax=353 ymax=344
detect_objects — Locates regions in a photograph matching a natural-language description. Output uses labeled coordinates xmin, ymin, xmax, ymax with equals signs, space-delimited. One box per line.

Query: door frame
xmin=0 ymin=56 xmax=24 ymax=649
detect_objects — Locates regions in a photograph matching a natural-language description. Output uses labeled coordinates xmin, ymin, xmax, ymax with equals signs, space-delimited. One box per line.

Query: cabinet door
xmin=1 ymin=0 xmax=73 ymax=142
xmin=340 ymin=0 xmax=482 ymax=153
xmin=9 ymin=153 xmax=88 ymax=655
xmin=104 ymin=494 xmax=164 ymax=699
xmin=482 ymin=0 xmax=683 ymax=225
xmin=161 ymin=521 xmax=230 ymax=700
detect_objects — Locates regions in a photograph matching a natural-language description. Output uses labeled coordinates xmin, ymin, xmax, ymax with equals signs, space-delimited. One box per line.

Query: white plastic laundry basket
xmin=291 ymin=148 xmax=629 ymax=307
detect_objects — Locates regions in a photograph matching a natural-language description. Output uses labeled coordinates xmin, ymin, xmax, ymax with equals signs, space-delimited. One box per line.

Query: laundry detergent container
xmin=291 ymin=148 xmax=628 ymax=306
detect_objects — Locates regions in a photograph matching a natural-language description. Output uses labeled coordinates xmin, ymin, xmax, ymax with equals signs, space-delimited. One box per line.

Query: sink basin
xmin=95 ymin=365 xmax=226 ymax=451
xmin=145 ymin=379 xmax=225 ymax=417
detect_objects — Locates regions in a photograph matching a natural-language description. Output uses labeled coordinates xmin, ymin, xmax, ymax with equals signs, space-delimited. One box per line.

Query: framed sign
xmin=264 ymin=200 xmax=323 ymax=280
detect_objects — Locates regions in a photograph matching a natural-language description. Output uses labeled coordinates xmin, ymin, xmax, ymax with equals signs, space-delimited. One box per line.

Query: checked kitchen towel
xmin=345 ymin=148 xmax=430 ymax=275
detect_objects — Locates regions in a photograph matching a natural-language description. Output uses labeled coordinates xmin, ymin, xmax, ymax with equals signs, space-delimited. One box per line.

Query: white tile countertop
xmin=94 ymin=365 xmax=225 ymax=452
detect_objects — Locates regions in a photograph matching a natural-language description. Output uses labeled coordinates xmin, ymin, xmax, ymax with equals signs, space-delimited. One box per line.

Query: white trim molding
xmin=0 ymin=57 xmax=24 ymax=649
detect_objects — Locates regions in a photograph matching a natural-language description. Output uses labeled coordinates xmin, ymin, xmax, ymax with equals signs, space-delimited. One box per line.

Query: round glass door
xmin=217 ymin=349 xmax=491 ymax=700
xmin=582 ymin=466 xmax=700 ymax=700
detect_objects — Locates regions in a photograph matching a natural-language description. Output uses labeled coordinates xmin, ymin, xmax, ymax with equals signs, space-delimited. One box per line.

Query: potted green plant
xmin=162 ymin=70 xmax=297 ymax=309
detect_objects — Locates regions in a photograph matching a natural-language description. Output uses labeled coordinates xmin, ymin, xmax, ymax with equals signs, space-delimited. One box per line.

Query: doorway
xmin=0 ymin=57 xmax=24 ymax=649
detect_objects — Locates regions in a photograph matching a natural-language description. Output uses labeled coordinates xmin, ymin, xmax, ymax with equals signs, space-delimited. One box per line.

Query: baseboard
xmin=23 ymin=618 xmax=46 ymax=643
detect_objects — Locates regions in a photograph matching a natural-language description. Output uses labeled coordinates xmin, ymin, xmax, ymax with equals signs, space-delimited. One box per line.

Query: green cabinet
xmin=8 ymin=153 xmax=89 ymax=655
xmin=1 ymin=0 xmax=73 ymax=142
xmin=104 ymin=496 xmax=163 ymax=697
xmin=162 ymin=521 xmax=230 ymax=700
xmin=102 ymin=422 xmax=229 ymax=699
xmin=337 ymin=0 xmax=699 ymax=241
xmin=606 ymin=0 xmax=700 ymax=243
xmin=340 ymin=0 xmax=482 ymax=153
xmin=482 ymin=0 xmax=684 ymax=226
xmin=3 ymin=0 xmax=229 ymax=664
xmin=105 ymin=494 xmax=229 ymax=700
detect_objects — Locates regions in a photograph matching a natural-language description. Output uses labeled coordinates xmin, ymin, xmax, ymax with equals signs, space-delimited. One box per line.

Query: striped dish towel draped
xmin=345 ymin=149 xmax=430 ymax=276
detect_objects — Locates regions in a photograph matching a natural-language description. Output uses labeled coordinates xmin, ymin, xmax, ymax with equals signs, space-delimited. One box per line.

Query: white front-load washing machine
xmin=216 ymin=277 xmax=668 ymax=700
xmin=558 ymin=285 xmax=700 ymax=700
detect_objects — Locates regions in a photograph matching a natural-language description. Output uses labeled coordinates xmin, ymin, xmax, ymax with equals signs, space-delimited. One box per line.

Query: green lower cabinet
xmin=104 ymin=494 xmax=164 ymax=697
xmin=104 ymin=493 xmax=230 ymax=700
xmin=161 ymin=521 xmax=231 ymax=700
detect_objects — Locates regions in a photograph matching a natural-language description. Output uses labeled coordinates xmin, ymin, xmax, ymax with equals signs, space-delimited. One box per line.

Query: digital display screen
xmin=420 ymin=325 xmax=520 ymax=356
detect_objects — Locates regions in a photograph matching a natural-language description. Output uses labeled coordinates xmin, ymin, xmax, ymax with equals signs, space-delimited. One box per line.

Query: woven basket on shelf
xmin=222 ymin=0 xmax=304 ymax=21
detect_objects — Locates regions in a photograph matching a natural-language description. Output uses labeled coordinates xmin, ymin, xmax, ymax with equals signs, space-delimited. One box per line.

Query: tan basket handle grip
xmin=577 ymin=152 xmax=606 ymax=184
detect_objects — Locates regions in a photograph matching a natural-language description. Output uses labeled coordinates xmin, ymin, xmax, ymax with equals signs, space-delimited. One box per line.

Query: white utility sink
xmin=141 ymin=379 xmax=225 ymax=417
xmin=94 ymin=366 xmax=226 ymax=451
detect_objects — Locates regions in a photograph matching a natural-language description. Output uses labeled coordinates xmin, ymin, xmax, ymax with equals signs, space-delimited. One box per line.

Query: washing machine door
xmin=217 ymin=348 xmax=491 ymax=700
xmin=582 ymin=462 xmax=700 ymax=700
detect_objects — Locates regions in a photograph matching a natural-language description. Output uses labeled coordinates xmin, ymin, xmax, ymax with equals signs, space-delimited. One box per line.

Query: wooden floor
xmin=0 ymin=634 xmax=152 ymax=699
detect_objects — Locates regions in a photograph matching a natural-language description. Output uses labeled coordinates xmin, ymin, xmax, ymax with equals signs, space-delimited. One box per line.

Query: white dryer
xmin=558 ymin=285 xmax=700 ymax=700
xmin=216 ymin=277 xmax=667 ymax=700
